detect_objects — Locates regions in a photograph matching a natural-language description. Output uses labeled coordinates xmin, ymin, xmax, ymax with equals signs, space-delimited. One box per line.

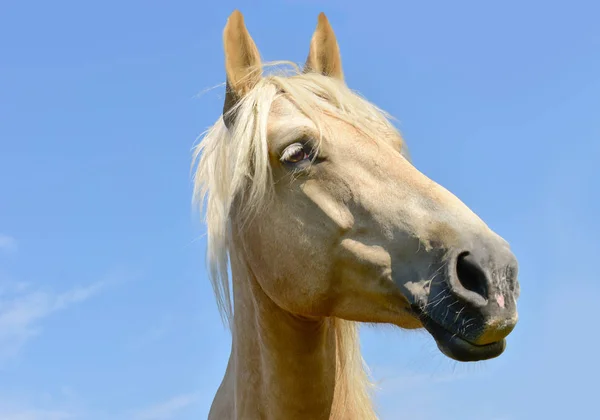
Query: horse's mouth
xmin=411 ymin=307 xmax=506 ymax=362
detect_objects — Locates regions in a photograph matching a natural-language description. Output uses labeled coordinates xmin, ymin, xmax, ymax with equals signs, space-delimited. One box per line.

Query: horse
xmin=192 ymin=10 xmax=520 ymax=420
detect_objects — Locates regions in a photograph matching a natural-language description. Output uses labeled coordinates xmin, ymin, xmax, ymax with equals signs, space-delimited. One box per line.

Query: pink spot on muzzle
xmin=496 ymin=294 xmax=505 ymax=308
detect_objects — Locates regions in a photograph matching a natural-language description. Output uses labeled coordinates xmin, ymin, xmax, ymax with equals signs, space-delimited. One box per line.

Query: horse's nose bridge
xmin=489 ymin=243 xmax=519 ymax=300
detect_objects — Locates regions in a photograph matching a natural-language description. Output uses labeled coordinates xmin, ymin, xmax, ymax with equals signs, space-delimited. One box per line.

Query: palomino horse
xmin=193 ymin=10 xmax=520 ymax=420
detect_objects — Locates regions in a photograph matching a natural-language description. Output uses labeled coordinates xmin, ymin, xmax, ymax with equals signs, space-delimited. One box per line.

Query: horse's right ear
xmin=222 ymin=10 xmax=262 ymax=128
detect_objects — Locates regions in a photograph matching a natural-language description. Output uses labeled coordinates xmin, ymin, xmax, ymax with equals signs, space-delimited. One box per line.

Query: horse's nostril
xmin=455 ymin=252 xmax=489 ymax=300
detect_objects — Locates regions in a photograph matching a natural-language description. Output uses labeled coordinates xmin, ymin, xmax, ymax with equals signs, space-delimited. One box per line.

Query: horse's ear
xmin=222 ymin=10 xmax=262 ymax=128
xmin=304 ymin=13 xmax=344 ymax=81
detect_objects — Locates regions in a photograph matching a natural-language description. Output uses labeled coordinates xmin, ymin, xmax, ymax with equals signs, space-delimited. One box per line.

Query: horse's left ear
xmin=222 ymin=10 xmax=262 ymax=128
xmin=304 ymin=13 xmax=344 ymax=81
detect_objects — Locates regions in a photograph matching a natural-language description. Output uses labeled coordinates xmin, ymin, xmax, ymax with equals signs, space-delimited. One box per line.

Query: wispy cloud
xmin=0 ymin=280 xmax=106 ymax=362
xmin=374 ymin=370 xmax=468 ymax=392
xmin=0 ymin=387 xmax=81 ymax=420
xmin=369 ymin=363 xmax=475 ymax=420
xmin=0 ymin=234 xmax=17 ymax=253
xmin=131 ymin=392 xmax=200 ymax=420
xmin=0 ymin=408 xmax=76 ymax=420
xmin=126 ymin=314 xmax=174 ymax=351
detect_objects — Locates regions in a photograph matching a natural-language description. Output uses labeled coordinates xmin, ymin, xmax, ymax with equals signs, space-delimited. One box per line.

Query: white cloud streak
xmin=0 ymin=234 xmax=17 ymax=253
xmin=0 ymin=280 xmax=106 ymax=362
xmin=126 ymin=314 xmax=174 ymax=351
xmin=131 ymin=392 xmax=201 ymax=420
xmin=0 ymin=388 xmax=81 ymax=420
xmin=0 ymin=408 xmax=75 ymax=420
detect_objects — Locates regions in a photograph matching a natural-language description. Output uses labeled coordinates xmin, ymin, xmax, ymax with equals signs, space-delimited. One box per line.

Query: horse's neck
xmin=227 ymin=254 xmax=337 ymax=419
xmin=212 ymin=245 xmax=377 ymax=420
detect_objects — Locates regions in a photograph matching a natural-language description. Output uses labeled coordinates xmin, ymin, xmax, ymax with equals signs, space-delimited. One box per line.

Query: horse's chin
xmin=412 ymin=307 xmax=506 ymax=362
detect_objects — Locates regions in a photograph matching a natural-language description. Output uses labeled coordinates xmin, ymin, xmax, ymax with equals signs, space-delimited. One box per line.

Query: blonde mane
xmin=193 ymin=63 xmax=406 ymax=419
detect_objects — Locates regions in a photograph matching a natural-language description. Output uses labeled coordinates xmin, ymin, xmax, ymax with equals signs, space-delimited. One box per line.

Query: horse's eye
xmin=281 ymin=143 xmax=310 ymax=165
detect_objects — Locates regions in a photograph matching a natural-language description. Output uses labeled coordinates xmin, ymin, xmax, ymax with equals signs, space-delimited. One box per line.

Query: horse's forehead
xmin=267 ymin=94 xmax=405 ymax=156
xmin=269 ymin=96 xmax=305 ymax=120
xmin=268 ymin=96 xmax=361 ymax=140
xmin=267 ymin=98 xmax=316 ymax=142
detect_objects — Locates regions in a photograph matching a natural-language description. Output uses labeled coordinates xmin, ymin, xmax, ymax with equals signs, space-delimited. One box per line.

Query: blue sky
xmin=1 ymin=0 xmax=599 ymax=419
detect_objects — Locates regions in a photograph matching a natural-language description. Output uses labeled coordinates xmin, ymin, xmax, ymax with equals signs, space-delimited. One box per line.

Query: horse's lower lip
xmin=414 ymin=309 xmax=506 ymax=362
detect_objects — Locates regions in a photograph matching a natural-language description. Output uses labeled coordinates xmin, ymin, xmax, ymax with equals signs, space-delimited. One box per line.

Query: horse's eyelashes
xmin=280 ymin=142 xmax=313 ymax=166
